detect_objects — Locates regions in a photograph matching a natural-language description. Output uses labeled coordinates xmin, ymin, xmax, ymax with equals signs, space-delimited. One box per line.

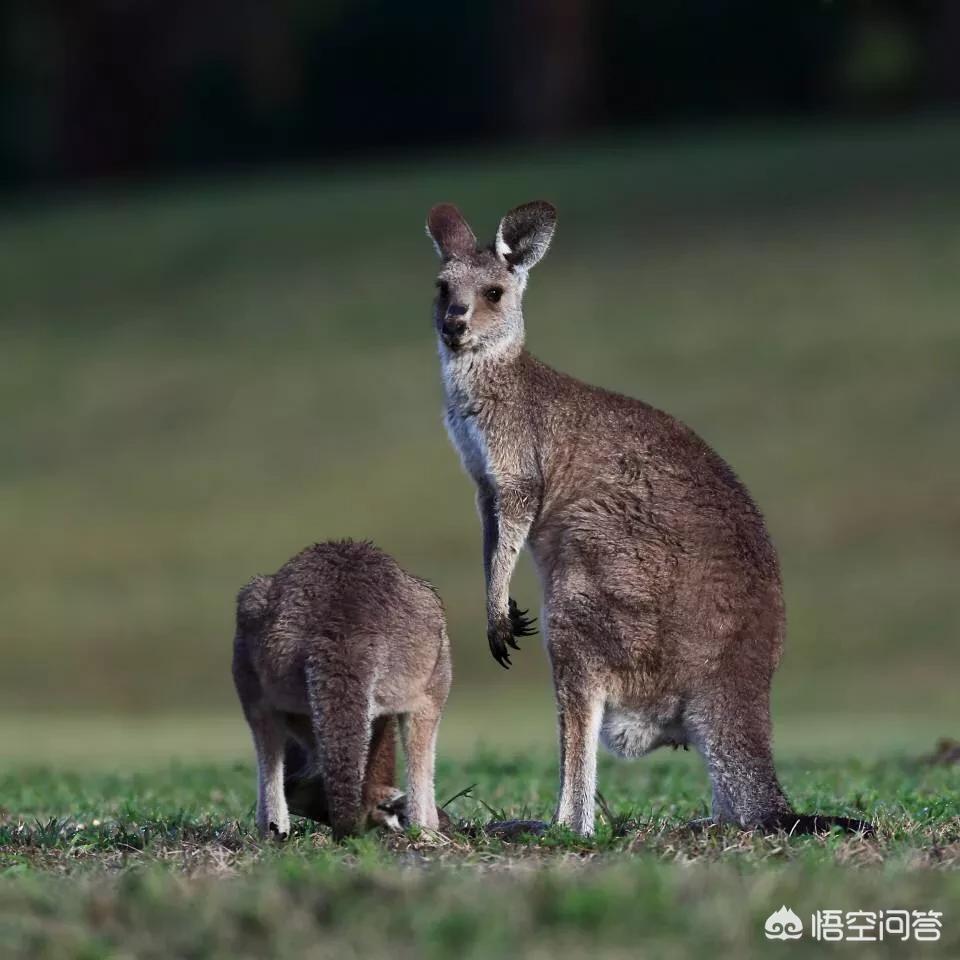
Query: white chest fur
xmin=444 ymin=408 xmax=488 ymax=483
xmin=441 ymin=352 xmax=493 ymax=485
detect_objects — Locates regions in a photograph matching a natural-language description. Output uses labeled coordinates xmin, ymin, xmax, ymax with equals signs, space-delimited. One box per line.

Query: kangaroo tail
xmin=765 ymin=812 xmax=874 ymax=836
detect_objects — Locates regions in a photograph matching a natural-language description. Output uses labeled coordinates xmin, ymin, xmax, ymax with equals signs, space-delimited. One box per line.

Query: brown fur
xmin=281 ymin=717 xmax=401 ymax=829
xmin=426 ymin=201 xmax=871 ymax=837
xmin=232 ymin=540 xmax=451 ymax=839
xmin=281 ymin=723 xmax=457 ymax=833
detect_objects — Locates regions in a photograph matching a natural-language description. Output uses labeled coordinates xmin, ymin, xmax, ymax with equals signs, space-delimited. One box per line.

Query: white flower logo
xmin=765 ymin=905 xmax=804 ymax=940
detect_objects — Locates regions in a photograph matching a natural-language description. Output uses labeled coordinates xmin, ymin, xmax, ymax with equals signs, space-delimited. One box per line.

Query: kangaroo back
xmin=236 ymin=574 xmax=272 ymax=633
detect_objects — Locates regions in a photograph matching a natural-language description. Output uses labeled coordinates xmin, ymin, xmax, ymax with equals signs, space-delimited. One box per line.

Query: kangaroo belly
xmin=600 ymin=705 xmax=687 ymax=758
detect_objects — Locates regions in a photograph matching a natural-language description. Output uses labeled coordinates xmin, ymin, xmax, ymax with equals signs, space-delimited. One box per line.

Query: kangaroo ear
xmin=426 ymin=203 xmax=477 ymax=260
xmin=495 ymin=201 xmax=557 ymax=270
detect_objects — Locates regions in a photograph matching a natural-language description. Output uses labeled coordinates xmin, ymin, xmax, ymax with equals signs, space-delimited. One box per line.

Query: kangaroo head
xmin=426 ymin=201 xmax=556 ymax=356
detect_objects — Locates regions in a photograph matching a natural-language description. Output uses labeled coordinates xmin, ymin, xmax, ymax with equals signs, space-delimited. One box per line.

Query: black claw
xmin=490 ymin=599 xmax=540 ymax=667
xmin=488 ymin=630 xmax=512 ymax=668
xmin=507 ymin=598 xmax=538 ymax=640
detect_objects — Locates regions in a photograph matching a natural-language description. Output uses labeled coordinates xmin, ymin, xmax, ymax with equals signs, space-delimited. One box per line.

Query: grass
xmin=1 ymin=750 xmax=957 ymax=958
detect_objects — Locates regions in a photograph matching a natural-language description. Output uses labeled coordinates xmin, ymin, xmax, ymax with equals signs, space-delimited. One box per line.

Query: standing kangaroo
xmin=426 ymin=201 xmax=870 ymax=837
xmin=232 ymin=540 xmax=451 ymax=839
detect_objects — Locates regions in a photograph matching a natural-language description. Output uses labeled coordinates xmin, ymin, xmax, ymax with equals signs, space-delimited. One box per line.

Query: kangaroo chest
xmin=441 ymin=357 xmax=536 ymax=492
xmin=444 ymin=401 xmax=491 ymax=485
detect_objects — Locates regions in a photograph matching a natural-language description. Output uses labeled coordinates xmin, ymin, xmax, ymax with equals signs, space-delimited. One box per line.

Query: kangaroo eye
xmin=436 ymin=280 xmax=449 ymax=299
xmin=484 ymin=286 xmax=503 ymax=304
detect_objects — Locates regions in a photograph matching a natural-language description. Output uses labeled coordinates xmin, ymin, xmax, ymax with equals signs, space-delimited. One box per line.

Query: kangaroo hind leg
xmin=689 ymin=691 xmax=791 ymax=830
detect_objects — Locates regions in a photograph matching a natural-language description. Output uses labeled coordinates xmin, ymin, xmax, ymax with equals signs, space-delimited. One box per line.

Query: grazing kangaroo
xmin=282 ymin=729 xmax=457 ymax=834
xmin=426 ymin=201 xmax=871 ymax=837
xmin=232 ymin=540 xmax=451 ymax=839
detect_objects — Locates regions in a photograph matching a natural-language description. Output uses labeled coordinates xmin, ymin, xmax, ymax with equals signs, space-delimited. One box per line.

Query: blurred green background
xmin=3 ymin=119 xmax=959 ymax=764
xmin=0 ymin=3 xmax=958 ymax=767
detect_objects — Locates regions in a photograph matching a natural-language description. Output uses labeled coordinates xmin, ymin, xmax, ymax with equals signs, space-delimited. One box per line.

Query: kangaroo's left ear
xmin=426 ymin=203 xmax=477 ymax=261
xmin=495 ymin=201 xmax=557 ymax=271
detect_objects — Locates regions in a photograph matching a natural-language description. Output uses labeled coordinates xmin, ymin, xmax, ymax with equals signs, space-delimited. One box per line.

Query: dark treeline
xmin=1 ymin=0 xmax=957 ymax=185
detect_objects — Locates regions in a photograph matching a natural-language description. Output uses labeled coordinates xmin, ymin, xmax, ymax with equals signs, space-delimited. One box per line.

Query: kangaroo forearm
xmin=485 ymin=518 xmax=529 ymax=615
xmin=477 ymin=487 xmax=498 ymax=586
xmin=482 ymin=501 xmax=538 ymax=668
xmin=483 ymin=482 xmax=537 ymax=614
xmin=478 ymin=485 xmax=524 ymax=612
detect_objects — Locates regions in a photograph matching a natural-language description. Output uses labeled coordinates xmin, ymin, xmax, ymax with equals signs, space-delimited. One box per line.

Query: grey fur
xmin=232 ymin=540 xmax=451 ymax=839
xmin=426 ymin=201 xmax=871 ymax=837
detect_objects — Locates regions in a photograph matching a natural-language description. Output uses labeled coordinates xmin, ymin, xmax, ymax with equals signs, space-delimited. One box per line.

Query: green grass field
xmin=1 ymin=752 xmax=958 ymax=958
xmin=1 ymin=118 xmax=958 ymax=956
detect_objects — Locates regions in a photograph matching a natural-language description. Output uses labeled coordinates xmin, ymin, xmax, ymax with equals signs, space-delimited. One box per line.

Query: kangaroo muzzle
xmin=441 ymin=312 xmax=468 ymax=349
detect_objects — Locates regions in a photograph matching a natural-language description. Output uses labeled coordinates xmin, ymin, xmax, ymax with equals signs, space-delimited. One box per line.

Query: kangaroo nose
xmin=442 ymin=317 xmax=467 ymax=338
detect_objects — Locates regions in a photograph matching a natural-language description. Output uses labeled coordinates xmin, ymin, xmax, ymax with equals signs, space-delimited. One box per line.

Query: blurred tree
xmin=509 ymin=0 xmax=597 ymax=136
xmin=927 ymin=0 xmax=960 ymax=103
xmin=839 ymin=2 xmax=921 ymax=109
xmin=0 ymin=0 xmax=956 ymax=186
